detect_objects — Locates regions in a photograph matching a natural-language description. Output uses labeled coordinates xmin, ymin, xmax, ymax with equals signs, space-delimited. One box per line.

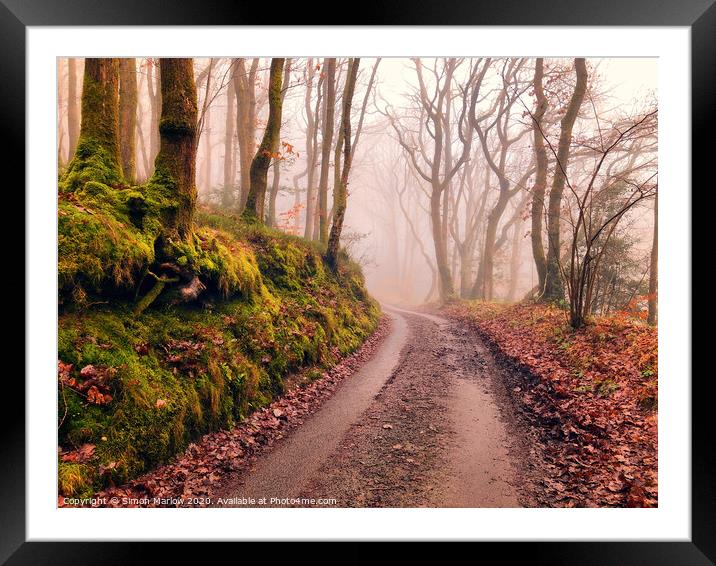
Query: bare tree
xmin=267 ymin=59 xmax=293 ymax=227
xmin=543 ymin=58 xmax=588 ymax=302
xmin=196 ymin=58 xmax=217 ymax=195
xmin=555 ymin=108 xmax=658 ymax=327
xmin=387 ymin=58 xmax=478 ymax=300
xmin=507 ymin=213 xmax=526 ymax=301
xmin=326 ymin=58 xmax=360 ymax=268
xmin=304 ymin=59 xmax=323 ymax=239
xmin=119 ymin=58 xmax=138 ymax=184
xmin=317 ymin=58 xmax=337 ymax=243
xmin=222 ymin=67 xmax=236 ymax=209
xmin=67 ymin=58 xmax=80 ymax=160
xmin=530 ymin=57 xmax=549 ymax=295
xmin=135 ymin=60 xmax=153 ymax=182
xmin=468 ymin=59 xmax=533 ymax=300
xmin=243 ymin=58 xmax=286 ymax=222
xmin=447 ymin=156 xmax=489 ymax=298
xmin=57 ymin=59 xmax=67 ymax=165
xmin=395 ymin=161 xmax=439 ymax=302
xmin=233 ymin=58 xmax=260 ymax=211
xmin=147 ymin=59 xmax=161 ymax=177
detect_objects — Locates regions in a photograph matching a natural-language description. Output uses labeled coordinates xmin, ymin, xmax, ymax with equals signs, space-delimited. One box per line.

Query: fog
xmin=58 ymin=57 xmax=657 ymax=313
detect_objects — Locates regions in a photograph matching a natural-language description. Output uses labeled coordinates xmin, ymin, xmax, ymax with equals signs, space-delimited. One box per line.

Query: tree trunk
xmin=203 ymin=104 xmax=212 ymax=193
xmin=153 ymin=58 xmax=198 ymax=242
xmin=222 ymin=75 xmax=236 ymax=209
xmin=57 ymin=60 xmax=67 ymax=165
xmin=430 ymin=187 xmax=454 ymax=300
xmin=119 ymin=58 xmax=138 ymax=184
xmin=326 ymin=58 xmax=360 ymax=269
xmin=234 ymin=59 xmax=251 ymax=211
xmin=243 ymin=58 xmax=285 ymax=222
xmin=647 ymin=196 xmax=658 ymax=325
xmin=304 ymin=61 xmax=321 ymax=239
xmin=234 ymin=58 xmax=259 ymax=212
xmin=147 ymin=59 xmax=161 ymax=177
xmin=197 ymin=58 xmax=216 ymax=197
xmin=135 ymin=69 xmax=151 ymax=181
xmin=531 ymin=58 xmax=549 ymax=295
xmin=396 ymin=183 xmax=436 ymax=304
xmin=507 ymin=216 xmax=524 ymax=301
xmin=317 ymin=58 xmax=337 ymax=243
xmin=330 ymin=101 xmax=343 ymax=240
xmin=77 ymin=58 xmax=121 ymax=174
xmin=458 ymin=245 xmax=473 ymax=299
xmin=67 ymin=58 xmax=81 ymax=161
xmin=472 ymin=189 xmax=509 ymax=300
xmin=267 ymin=59 xmax=292 ymax=227
xmin=544 ymin=58 xmax=588 ymax=302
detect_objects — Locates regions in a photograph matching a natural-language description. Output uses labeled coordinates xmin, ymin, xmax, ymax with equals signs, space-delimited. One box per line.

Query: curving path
xmin=214 ymin=305 xmax=528 ymax=507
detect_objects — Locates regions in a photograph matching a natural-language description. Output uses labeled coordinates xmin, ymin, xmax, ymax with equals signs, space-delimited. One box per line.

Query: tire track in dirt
xmin=215 ymin=305 xmax=539 ymax=508
xmin=299 ymin=307 xmax=526 ymax=507
xmin=214 ymin=310 xmax=409 ymax=506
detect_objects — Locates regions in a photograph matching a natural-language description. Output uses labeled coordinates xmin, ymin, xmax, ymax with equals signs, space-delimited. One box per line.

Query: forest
xmin=57 ymin=57 xmax=658 ymax=508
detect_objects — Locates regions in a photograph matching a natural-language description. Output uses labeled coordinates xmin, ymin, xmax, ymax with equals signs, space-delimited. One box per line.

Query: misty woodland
xmin=57 ymin=57 xmax=657 ymax=509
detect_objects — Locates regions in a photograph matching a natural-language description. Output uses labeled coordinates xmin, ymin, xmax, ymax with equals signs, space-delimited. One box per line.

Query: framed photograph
xmin=8 ymin=0 xmax=710 ymax=562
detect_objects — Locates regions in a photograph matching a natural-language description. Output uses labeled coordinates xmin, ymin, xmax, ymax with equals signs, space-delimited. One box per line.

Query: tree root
xmin=133 ymin=271 xmax=180 ymax=315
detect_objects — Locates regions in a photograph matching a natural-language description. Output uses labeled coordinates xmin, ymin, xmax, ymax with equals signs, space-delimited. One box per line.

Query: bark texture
xmin=531 ymin=58 xmax=549 ymax=296
xmin=326 ymin=58 xmax=360 ymax=268
xmin=267 ymin=59 xmax=292 ymax=227
xmin=233 ymin=58 xmax=259 ymax=212
xmin=67 ymin=58 xmax=80 ymax=159
xmin=153 ymin=58 xmax=199 ymax=242
xmin=544 ymin=58 xmax=588 ymax=302
xmin=223 ymin=75 xmax=236 ymax=209
xmin=243 ymin=58 xmax=286 ymax=222
xmin=119 ymin=58 xmax=138 ymax=184
xmin=147 ymin=60 xmax=161 ymax=177
xmin=80 ymin=58 xmax=122 ymax=172
xmin=317 ymin=58 xmax=337 ymax=243
xmin=303 ymin=60 xmax=321 ymax=239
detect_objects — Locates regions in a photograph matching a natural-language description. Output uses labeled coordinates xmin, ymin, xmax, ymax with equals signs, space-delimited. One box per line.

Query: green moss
xmin=58 ymin=209 xmax=380 ymax=497
xmin=58 ymin=141 xmax=170 ymax=294
xmin=170 ymin=227 xmax=263 ymax=297
xmin=58 ymin=197 xmax=156 ymax=291
xmin=61 ymin=140 xmax=122 ymax=193
xmin=58 ymin=148 xmax=262 ymax=302
xmin=58 ymin=462 xmax=94 ymax=499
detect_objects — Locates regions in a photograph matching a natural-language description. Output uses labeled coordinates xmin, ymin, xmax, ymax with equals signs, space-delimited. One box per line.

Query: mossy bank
xmin=58 ymin=206 xmax=380 ymax=498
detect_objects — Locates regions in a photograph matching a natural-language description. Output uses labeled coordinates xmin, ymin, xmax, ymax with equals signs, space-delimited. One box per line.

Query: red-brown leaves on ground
xmin=60 ymin=443 xmax=96 ymax=463
xmin=443 ymin=301 xmax=657 ymax=508
xmin=162 ymin=339 xmax=206 ymax=369
xmin=58 ymin=361 xmax=115 ymax=406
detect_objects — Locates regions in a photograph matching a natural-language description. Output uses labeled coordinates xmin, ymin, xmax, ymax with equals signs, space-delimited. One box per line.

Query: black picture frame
xmin=6 ymin=0 xmax=710 ymax=563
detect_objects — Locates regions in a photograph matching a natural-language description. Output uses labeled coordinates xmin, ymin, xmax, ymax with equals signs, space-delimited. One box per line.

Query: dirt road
xmin=214 ymin=306 xmax=538 ymax=507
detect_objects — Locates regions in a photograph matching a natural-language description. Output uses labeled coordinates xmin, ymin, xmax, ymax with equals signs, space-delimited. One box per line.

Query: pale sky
xmin=374 ymin=56 xmax=657 ymax=107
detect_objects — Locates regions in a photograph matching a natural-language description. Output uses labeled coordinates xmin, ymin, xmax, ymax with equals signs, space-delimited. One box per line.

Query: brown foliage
xmin=444 ymin=301 xmax=657 ymax=507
